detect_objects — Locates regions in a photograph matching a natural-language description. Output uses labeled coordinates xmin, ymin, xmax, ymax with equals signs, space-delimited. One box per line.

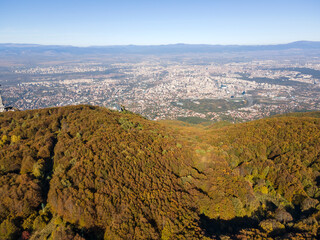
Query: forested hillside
xmin=0 ymin=105 xmax=319 ymax=239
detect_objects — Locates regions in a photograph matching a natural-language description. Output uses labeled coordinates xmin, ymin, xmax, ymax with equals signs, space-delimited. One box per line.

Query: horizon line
xmin=1 ymin=40 xmax=319 ymax=48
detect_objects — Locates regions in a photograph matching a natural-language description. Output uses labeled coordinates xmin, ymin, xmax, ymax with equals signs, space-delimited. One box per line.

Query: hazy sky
xmin=0 ymin=0 xmax=319 ymax=46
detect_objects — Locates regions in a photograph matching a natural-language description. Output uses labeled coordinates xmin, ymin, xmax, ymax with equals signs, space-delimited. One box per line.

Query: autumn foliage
xmin=0 ymin=106 xmax=319 ymax=239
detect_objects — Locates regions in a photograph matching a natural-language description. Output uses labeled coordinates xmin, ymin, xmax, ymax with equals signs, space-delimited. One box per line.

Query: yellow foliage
xmin=11 ymin=135 xmax=20 ymax=144
xmin=1 ymin=135 xmax=8 ymax=142
xmin=260 ymin=186 xmax=269 ymax=194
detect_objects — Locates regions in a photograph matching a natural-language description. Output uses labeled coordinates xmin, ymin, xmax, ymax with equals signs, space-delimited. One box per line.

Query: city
xmin=0 ymin=54 xmax=319 ymax=123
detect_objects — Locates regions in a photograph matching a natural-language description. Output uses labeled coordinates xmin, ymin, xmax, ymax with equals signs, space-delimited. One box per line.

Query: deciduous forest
xmin=0 ymin=105 xmax=320 ymax=239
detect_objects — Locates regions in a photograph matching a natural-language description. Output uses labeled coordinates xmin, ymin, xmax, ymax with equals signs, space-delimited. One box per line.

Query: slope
xmin=0 ymin=106 xmax=320 ymax=239
xmin=161 ymin=113 xmax=320 ymax=238
xmin=0 ymin=105 xmax=202 ymax=239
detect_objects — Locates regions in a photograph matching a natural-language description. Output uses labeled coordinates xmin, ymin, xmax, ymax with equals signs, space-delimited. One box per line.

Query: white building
xmin=0 ymin=85 xmax=5 ymax=112
xmin=0 ymin=94 xmax=4 ymax=112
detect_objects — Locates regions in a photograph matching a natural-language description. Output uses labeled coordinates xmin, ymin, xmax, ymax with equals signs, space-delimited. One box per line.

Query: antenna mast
xmin=0 ymin=84 xmax=5 ymax=112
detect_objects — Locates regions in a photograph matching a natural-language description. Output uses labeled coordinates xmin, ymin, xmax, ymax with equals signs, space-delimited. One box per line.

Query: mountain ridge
xmin=1 ymin=41 xmax=320 ymax=55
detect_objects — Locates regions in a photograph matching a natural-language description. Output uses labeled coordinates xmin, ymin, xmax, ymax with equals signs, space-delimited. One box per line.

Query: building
xmin=0 ymin=85 xmax=19 ymax=113
xmin=0 ymin=91 xmax=5 ymax=112
xmin=109 ymin=103 xmax=125 ymax=112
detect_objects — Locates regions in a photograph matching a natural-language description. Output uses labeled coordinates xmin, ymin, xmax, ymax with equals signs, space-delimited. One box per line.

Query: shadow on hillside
xmin=198 ymin=201 xmax=279 ymax=237
xmin=74 ymin=226 xmax=105 ymax=240
xmin=198 ymin=198 xmax=320 ymax=239
xmin=199 ymin=214 xmax=259 ymax=237
xmin=315 ymin=175 xmax=320 ymax=187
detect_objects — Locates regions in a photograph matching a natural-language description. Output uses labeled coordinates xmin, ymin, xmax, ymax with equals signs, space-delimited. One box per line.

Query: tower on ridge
xmin=0 ymin=84 xmax=6 ymax=112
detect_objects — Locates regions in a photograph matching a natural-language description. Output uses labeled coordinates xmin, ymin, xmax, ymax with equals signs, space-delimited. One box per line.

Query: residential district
xmin=1 ymin=57 xmax=320 ymax=122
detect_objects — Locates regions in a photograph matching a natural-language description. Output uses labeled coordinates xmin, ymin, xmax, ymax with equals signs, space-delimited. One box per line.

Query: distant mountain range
xmin=1 ymin=41 xmax=320 ymax=55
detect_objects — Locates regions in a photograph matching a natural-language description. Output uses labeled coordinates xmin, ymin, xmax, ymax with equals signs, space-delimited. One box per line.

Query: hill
xmin=0 ymin=106 xmax=320 ymax=239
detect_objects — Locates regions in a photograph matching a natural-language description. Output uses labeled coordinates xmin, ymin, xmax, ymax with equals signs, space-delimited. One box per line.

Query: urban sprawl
xmin=1 ymin=57 xmax=320 ymax=122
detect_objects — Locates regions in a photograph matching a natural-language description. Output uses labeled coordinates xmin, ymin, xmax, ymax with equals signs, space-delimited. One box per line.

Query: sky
xmin=0 ymin=0 xmax=320 ymax=46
